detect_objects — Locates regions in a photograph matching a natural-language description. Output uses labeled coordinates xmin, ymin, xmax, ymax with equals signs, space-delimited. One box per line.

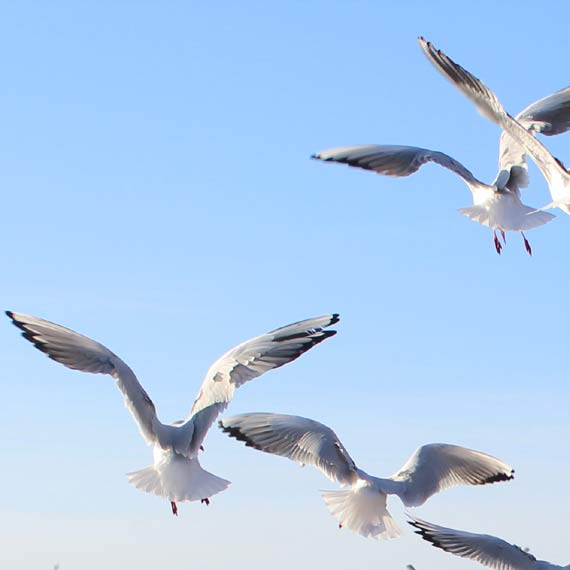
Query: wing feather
xmin=516 ymin=87 xmax=570 ymax=136
xmin=312 ymin=144 xmax=488 ymax=190
xmin=390 ymin=443 xmax=514 ymax=506
xmin=496 ymin=87 xmax=570 ymax=191
xmin=187 ymin=315 xmax=339 ymax=451
xmin=408 ymin=516 xmax=537 ymax=570
xmin=220 ymin=412 xmax=358 ymax=485
xmin=6 ymin=311 xmax=160 ymax=445
xmin=418 ymin=37 xmax=568 ymax=196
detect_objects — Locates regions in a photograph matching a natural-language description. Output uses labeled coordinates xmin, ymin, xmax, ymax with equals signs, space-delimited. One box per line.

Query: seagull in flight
xmin=219 ymin=412 xmax=514 ymax=539
xmin=312 ymin=87 xmax=570 ymax=254
xmin=418 ymin=36 xmax=570 ymax=218
xmin=409 ymin=515 xmax=569 ymax=570
xmin=6 ymin=311 xmax=339 ymax=515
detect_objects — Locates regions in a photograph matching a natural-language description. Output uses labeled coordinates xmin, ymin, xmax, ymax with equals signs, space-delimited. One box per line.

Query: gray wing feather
xmin=516 ymin=87 xmax=570 ymax=136
xmin=190 ymin=314 xmax=338 ymax=416
xmin=6 ymin=311 xmax=160 ymax=445
xmin=496 ymin=87 xmax=570 ymax=191
xmin=220 ymin=412 xmax=358 ymax=485
xmin=390 ymin=443 xmax=514 ymax=507
xmin=418 ymin=37 xmax=567 ymax=192
xmin=408 ymin=516 xmax=537 ymax=570
xmin=186 ymin=315 xmax=339 ymax=452
xmin=312 ymin=144 xmax=487 ymax=189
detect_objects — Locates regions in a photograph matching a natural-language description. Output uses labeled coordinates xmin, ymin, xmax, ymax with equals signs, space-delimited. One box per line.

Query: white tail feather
xmin=320 ymin=487 xmax=401 ymax=539
xmin=127 ymin=456 xmax=230 ymax=502
xmin=457 ymin=205 xmax=492 ymax=227
xmin=458 ymin=204 xmax=555 ymax=230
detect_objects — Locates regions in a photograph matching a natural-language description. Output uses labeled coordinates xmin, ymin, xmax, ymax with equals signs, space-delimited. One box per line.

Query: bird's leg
xmin=201 ymin=497 xmax=210 ymax=506
xmin=171 ymin=501 xmax=178 ymax=516
xmin=338 ymin=523 xmax=343 ymax=529
xmin=521 ymin=231 xmax=532 ymax=256
xmin=500 ymin=229 xmax=506 ymax=244
xmin=493 ymin=230 xmax=502 ymax=255
xmin=200 ymin=445 xmax=205 ymax=452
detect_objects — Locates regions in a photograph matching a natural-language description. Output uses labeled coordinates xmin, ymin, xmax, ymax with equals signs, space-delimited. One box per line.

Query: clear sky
xmin=1 ymin=1 xmax=568 ymax=569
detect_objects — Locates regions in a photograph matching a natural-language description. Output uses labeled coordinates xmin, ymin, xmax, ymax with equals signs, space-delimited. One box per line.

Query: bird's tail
xmin=518 ymin=207 xmax=557 ymax=229
xmin=320 ymin=487 xmax=401 ymax=539
xmin=458 ymin=204 xmax=555 ymax=230
xmin=457 ymin=205 xmax=494 ymax=228
xmin=127 ymin=456 xmax=230 ymax=502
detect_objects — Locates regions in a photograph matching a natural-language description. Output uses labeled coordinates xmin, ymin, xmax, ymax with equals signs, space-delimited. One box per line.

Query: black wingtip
xmin=275 ymin=314 xmax=339 ymax=343
xmin=6 ymin=311 xmax=27 ymax=332
xmin=219 ymin=421 xmax=263 ymax=451
xmin=407 ymin=519 xmax=422 ymax=533
xmin=407 ymin=520 xmax=444 ymax=550
xmin=483 ymin=469 xmax=515 ymax=484
xmin=310 ymin=153 xmax=319 ymax=160
xmin=4 ymin=312 xmax=54 ymax=358
xmin=6 ymin=311 xmax=29 ymax=333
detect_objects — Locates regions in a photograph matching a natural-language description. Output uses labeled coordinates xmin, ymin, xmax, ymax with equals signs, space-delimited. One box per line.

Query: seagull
xmin=219 ymin=412 xmax=514 ymax=539
xmin=312 ymin=88 xmax=570 ymax=254
xmin=418 ymin=37 xmax=570 ymax=216
xmin=6 ymin=311 xmax=339 ymax=515
xmin=409 ymin=515 xmax=569 ymax=570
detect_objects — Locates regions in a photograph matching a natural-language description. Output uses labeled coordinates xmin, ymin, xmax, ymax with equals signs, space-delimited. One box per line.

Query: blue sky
xmin=1 ymin=1 xmax=568 ymax=568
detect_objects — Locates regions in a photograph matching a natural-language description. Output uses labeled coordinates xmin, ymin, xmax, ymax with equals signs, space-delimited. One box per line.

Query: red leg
xmin=201 ymin=497 xmax=210 ymax=506
xmin=521 ymin=232 xmax=532 ymax=256
xmin=500 ymin=229 xmax=506 ymax=244
xmin=171 ymin=501 xmax=178 ymax=516
xmin=338 ymin=523 xmax=343 ymax=529
xmin=200 ymin=445 xmax=205 ymax=452
xmin=493 ymin=230 xmax=502 ymax=255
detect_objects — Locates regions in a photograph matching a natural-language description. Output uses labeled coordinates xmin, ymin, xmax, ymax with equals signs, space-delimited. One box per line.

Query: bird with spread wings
xmin=6 ymin=311 xmax=338 ymax=515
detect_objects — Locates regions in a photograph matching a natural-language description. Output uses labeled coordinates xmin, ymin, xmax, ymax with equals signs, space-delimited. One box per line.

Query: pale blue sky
xmin=1 ymin=1 xmax=568 ymax=569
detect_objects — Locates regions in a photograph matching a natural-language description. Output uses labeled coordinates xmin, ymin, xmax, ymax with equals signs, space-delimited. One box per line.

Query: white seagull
xmin=418 ymin=37 xmax=570 ymax=216
xmin=6 ymin=311 xmax=339 ymax=515
xmin=312 ymin=88 xmax=570 ymax=254
xmin=219 ymin=412 xmax=514 ymax=539
xmin=409 ymin=515 xmax=569 ymax=570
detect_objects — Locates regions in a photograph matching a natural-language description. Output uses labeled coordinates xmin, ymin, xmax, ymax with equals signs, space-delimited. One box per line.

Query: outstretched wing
xmin=496 ymin=87 xmax=570 ymax=191
xmin=187 ymin=315 xmax=339 ymax=452
xmin=312 ymin=144 xmax=488 ymax=190
xmin=389 ymin=443 xmax=514 ymax=506
xmin=408 ymin=516 xmax=537 ymax=570
xmin=517 ymin=87 xmax=570 ymax=136
xmin=418 ymin=37 xmax=568 ymax=198
xmin=220 ymin=412 xmax=358 ymax=486
xmin=6 ymin=311 xmax=161 ymax=445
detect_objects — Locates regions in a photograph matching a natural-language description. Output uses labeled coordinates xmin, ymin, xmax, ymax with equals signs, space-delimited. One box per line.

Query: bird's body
xmin=6 ymin=311 xmax=339 ymax=513
xmin=312 ymin=85 xmax=570 ymax=253
xmin=220 ymin=412 xmax=514 ymax=539
xmin=418 ymin=37 xmax=570 ymax=216
xmin=409 ymin=516 xmax=568 ymax=570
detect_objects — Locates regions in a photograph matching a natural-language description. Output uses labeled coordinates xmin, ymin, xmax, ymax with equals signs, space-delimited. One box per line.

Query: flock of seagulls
xmin=10 ymin=37 xmax=566 ymax=570
xmin=313 ymin=43 xmax=570 ymax=255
